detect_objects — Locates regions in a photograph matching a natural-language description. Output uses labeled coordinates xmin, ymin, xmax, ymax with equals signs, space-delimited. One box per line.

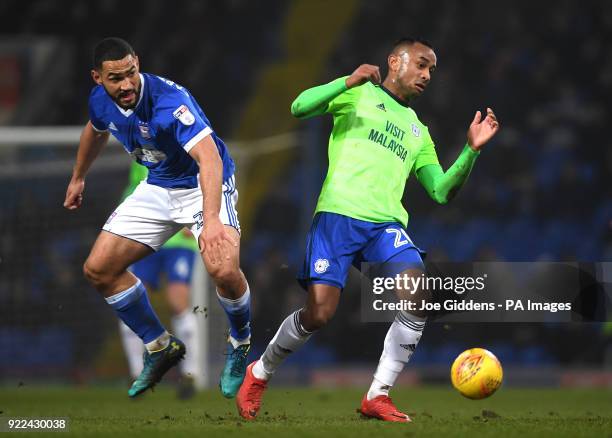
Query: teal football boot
xmin=128 ymin=336 xmax=185 ymax=398
xmin=219 ymin=339 xmax=250 ymax=398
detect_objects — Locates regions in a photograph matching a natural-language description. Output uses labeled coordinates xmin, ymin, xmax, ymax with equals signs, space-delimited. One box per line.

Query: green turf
xmin=0 ymin=385 xmax=610 ymax=437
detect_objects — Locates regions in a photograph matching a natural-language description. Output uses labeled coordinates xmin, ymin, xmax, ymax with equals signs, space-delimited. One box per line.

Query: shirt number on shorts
xmin=386 ymin=228 xmax=412 ymax=248
xmin=193 ymin=211 xmax=204 ymax=230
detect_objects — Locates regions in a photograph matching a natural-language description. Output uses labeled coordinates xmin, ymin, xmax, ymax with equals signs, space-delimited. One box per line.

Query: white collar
xmin=114 ymin=73 xmax=145 ymax=117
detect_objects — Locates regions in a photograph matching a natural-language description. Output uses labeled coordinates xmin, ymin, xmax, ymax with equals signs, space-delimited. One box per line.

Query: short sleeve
xmin=88 ymin=99 xmax=108 ymax=132
xmin=165 ymin=99 xmax=212 ymax=153
xmin=413 ymin=127 xmax=440 ymax=171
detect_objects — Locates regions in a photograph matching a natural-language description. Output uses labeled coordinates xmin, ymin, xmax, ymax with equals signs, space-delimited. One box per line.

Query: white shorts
xmin=103 ymin=175 xmax=240 ymax=251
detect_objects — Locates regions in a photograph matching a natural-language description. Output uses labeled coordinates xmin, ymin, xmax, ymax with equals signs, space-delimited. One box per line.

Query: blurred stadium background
xmin=0 ymin=0 xmax=611 ymax=390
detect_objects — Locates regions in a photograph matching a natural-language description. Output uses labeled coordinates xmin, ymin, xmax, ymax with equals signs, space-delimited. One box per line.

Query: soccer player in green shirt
xmin=117 ymin=162 xmax=201 ymax=399
xmin=237 ymin=37 xmax=499 ymax=422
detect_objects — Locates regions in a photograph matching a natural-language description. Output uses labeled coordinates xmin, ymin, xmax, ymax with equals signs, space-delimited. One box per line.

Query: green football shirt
xmin=315 ymin=78 xmax=440 ymax=227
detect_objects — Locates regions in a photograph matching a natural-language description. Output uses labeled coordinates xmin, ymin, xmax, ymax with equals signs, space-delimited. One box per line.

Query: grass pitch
xmin=1 ymin=385 xmax=610 ymax=437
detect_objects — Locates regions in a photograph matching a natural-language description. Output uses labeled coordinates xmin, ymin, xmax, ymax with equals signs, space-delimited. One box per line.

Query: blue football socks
xmin=217 ymin=286 xmax=251 ymax=342
xmin=106 ymin=279 xmax=166 ymax=344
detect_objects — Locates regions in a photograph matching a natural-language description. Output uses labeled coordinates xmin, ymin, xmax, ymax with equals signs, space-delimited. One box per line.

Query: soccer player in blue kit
xmin=63 ymin=38 xmax=252 ymax=398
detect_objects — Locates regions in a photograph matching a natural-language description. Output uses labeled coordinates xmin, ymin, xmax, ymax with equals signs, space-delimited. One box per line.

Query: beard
xmin=108 ymin=84 xmax=140 ymax=110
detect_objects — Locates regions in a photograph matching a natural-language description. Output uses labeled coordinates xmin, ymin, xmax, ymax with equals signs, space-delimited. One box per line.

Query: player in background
xmin=237 ymin=38 xmax=499 ymax=422
xmin=64 ymin=37 xmax=252 ymax=399
xmin=118 ymin=161 xmax=200 ymax=399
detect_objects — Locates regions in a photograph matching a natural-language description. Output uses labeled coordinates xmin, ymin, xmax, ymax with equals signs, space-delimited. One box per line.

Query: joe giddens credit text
xmin=370 ymin=274 xmax=572 ymax=313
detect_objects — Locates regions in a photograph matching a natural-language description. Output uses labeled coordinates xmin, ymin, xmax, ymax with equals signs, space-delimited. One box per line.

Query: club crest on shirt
xmin=411 ymin=123 xmax=420 ymax=137
xmin=173 ymin=104 xmax=195 ymax=126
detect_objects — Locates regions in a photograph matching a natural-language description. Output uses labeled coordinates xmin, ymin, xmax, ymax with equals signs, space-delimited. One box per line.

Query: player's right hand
xmin=199 ymin=216 xmax=237 ymax=266
xmin=63 ymin=178 xmax=85 ymax=210
xmin=345 ymin=64 xmax=381 ymax=89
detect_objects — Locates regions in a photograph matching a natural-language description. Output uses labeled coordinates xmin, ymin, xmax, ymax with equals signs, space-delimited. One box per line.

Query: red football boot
xmin=236 ymin=361 xmax=268 ymax=420
xmin=360 ymin=394 xmax=412 ymax=423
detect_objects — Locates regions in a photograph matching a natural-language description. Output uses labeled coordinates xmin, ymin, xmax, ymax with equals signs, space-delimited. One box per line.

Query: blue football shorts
xmin=297 ymin=212 xmax=425 ymax=290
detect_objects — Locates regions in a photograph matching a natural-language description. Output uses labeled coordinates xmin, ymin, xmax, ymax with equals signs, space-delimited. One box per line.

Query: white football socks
xmin=367 ymin=310 xmax=426 ymax=400
xmin=253 ymin=310 xmax=313 ymax=381
xmin=172 ymin=309 xmax=200 ymax=378
xmin=118 ymin=324 xmax=171 ymax=370
xmin=145 ymin=330 xmax=170 ymax=353
xmin=118 ymin=320 xmax=144 ymax=379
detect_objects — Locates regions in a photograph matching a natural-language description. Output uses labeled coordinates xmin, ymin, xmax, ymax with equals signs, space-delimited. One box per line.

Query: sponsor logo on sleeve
xmin=173 ymin=104 xmax=195 ymax=126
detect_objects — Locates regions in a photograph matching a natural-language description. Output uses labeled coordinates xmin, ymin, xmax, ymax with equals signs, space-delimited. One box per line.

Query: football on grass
xmin=451 ymin=348 xmax=503 ymax=399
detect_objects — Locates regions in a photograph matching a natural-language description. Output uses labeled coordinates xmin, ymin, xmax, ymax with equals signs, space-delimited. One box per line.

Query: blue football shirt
xmin=88 ymin=73 xmax=234 ymax=189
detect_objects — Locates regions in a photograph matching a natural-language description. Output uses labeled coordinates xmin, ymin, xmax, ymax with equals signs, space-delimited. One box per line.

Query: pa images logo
xmin=314 ymin=258 xmax=330 ymax=274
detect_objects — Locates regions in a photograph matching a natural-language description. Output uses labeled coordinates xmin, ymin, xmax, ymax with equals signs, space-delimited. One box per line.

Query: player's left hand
xmin=199 ymin=217 xmax=237 ymax=265
xmin=467 ymin=107 xmax=500 ymax=151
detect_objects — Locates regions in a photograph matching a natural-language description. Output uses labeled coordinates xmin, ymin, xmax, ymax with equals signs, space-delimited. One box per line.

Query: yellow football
xmin=451 ymin=348 xmax=503 ymax=399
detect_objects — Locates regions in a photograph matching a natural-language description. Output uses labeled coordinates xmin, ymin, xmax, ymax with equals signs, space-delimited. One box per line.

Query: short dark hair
xmin=93 ymin=37 xmax=135 ymax=70
xmin=392 ymin=37 xmax=434 ymax=53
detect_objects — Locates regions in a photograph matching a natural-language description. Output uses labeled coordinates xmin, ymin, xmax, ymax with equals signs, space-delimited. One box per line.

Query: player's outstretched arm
xmin=63 ymin=121 xmax=109 ymax=210
xmin=416 ymin=108 xmax=500 ymax=204
xmin=290 ymin=64 xmax=381 ymax=119
xmin=290 ymin=77 xmax=348 ymax=119
xmin=416 ymin=147 xmax=479 ymax=205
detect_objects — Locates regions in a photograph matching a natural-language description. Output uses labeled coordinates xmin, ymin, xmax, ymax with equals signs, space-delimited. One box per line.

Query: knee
xmin=83 ymin=258 xmax=111 ymax=289
xmin=302 ymin=306 xmax=335 ymax=331
xmin=208 ymin=264 xmax=241 ymax=290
